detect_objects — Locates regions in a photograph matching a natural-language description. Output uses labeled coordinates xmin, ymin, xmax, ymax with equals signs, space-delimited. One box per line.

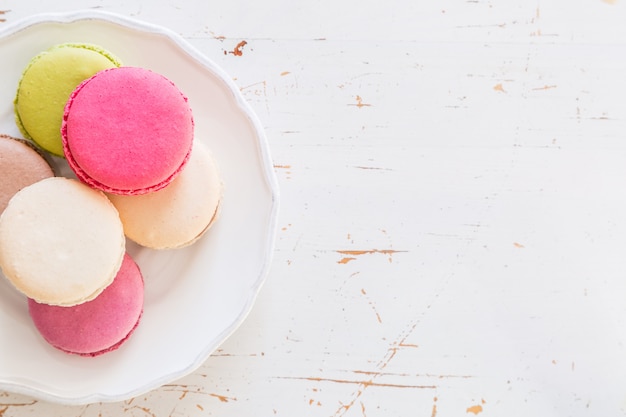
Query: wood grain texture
xmin=2 ymin=0 xmax=626 ymax=415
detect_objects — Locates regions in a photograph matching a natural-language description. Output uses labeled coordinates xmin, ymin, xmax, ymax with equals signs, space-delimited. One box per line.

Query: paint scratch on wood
xmin=123 ymin=406 xmax=156 ymax=417
xmin=532 ymin=84 xmax=557 ymax=91
xmin=352 ymin=370 xmax=473 ymax=379
xmin=275 ymin=376 xmax=436 ymax=390
xmin=330 ymin=320 xmax=422 ymax=416
xmin=361 ymin=288 xmax=382 ymax=323
xmin=209 ymin=393 xmax=237 ymax=402
xmin=0 ymin=400 xmax=38 ymax=416
xmin=354 ymin=165 xmax=393 ymax=171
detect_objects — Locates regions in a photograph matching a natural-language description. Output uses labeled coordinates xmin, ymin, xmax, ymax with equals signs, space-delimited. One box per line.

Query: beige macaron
xmin=0 ymin=177 xmax=125 ymax=306
xmin=106 ymin=141 xmax=222 ymax=249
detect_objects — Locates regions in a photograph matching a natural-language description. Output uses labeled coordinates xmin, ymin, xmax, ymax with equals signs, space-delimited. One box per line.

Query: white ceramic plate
xmin=0 ymin=11 xmax=279 ymax=405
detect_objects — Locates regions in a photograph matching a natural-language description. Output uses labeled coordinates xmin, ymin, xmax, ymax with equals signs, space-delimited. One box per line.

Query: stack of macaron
xmin=0 ymin=42 xmax=222 ymax=357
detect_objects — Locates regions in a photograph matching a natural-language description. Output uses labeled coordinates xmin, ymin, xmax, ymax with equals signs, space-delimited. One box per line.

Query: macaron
xmin=62 ymin=66 xmax=194 ymax=195
xmin=14 ymin=43 xmax=122 ymax=157
xmin=28 ymin=253 xmax=144 ymax=357
xmin=0 ymin=177 xmax=125 ymax=306
xmin=107 ymin=141 xmax=222 ymax=249
xmin=0 ymin=134 xmax=54 ymax=213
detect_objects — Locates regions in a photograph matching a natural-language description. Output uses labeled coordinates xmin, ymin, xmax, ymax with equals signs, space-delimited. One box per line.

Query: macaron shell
xmin=14 ymin=43 xmax=121 ymax=156
xmin=0 ymin=134 xmax=54 ymax=213
xmin=0 ymin=177 xmax=125 ymax=306
xmin=107 ymin=141 xmax=222 ymax=249
xmin=62 ymin=66 xmax=194 ymax=195
xmin=28 ymin=253 xmax=144 ymax=357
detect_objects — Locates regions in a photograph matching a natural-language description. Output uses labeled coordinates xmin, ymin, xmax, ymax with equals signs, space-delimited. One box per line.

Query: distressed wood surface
xmin=2 ymin=0 xmax=626 ymax=415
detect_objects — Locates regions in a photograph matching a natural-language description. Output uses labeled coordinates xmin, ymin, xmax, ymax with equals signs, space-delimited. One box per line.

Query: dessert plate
xmin=0 ymin=10 xmax=279 ymax=404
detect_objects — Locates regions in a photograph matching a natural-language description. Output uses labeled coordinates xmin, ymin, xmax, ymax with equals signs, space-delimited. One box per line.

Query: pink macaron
xmin=61 ymin=66 xmax=194 ymax=195
xmin=28 ymin=253 xmax=144 ymax=357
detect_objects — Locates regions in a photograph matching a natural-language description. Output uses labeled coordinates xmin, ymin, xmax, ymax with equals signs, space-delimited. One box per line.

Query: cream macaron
xmin=0 ymin=177 xmax=125 ymax=306
xmin=107 ymin=141 xmax=222 ymax=249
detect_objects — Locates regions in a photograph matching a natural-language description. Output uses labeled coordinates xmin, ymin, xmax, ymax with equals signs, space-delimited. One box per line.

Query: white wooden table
xmin=2 ymin=0 xmax=626 ymax=415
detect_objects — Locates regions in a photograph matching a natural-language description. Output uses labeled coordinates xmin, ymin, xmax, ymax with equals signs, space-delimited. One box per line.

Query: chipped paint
xmin=467 ymin=399 xmax=486 ymax=414
xmin=338 ymin=257 xmax=357 ymax=264
xmin=225 ymin=40 xmax=248 ymax=56
xmin=493 ymin=83 xmax=506 ymax=93
xmin=349 ymin=95 xmax=372 ymax=108
xmin=336 ymin=249 xmax=405 ymax=256
xmin=274 ymin=163 xmax=292 ymax=179
xmin=431 ymin=397 xmax=438 ymax=417
xmin=336 ymin=249 xmax=406 ymax=263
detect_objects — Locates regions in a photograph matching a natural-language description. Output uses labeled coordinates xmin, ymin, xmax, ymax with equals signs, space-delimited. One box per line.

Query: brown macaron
xmin=0 ymin=134 xmax=54 ymax=214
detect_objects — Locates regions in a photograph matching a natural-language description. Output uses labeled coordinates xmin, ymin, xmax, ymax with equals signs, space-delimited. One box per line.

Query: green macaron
xmin=14 ymin=43 xmax=122 ymax=157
